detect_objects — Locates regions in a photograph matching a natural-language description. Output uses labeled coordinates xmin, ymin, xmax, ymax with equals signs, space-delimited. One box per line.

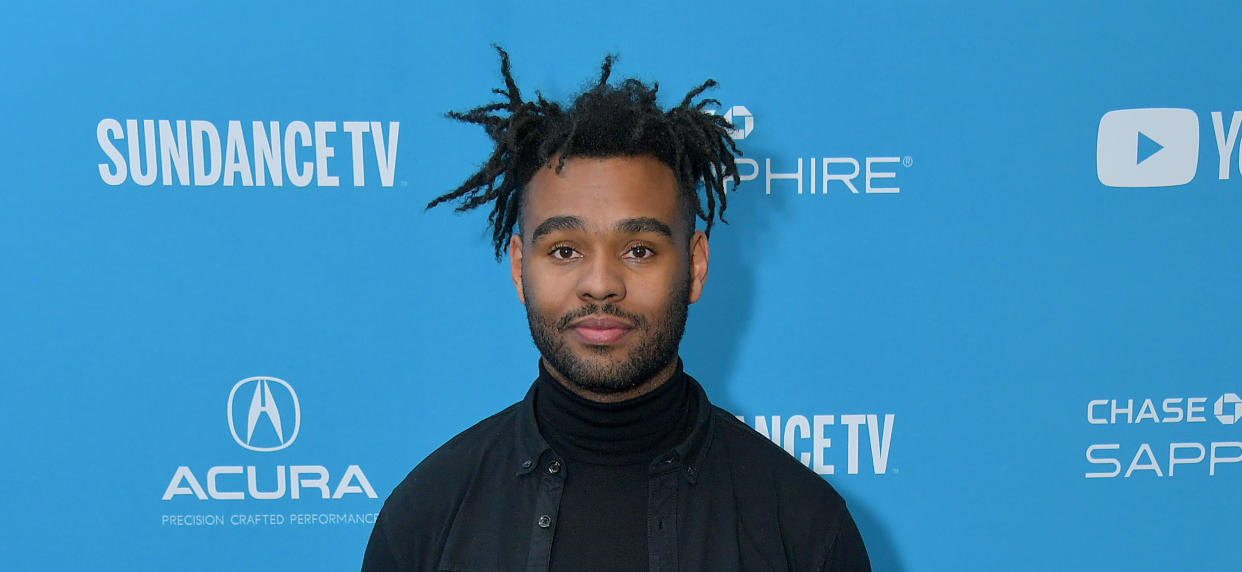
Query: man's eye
xmin=550 ymin=246 xmax=578 ymax=260
xmin=625 ymin=245 xmax=654 ymax=260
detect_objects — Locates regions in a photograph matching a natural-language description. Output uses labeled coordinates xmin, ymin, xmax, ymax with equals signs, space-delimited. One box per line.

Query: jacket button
xmin=538 ymin=514 xmax=552 ymax=528
xmin=547 ymin=460 xmax=561 ymax=474
xmin=521 ymin=459 xmax=533 ymax=469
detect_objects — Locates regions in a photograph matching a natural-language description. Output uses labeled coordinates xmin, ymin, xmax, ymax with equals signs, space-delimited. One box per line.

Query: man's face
xmin=508 ymin=155 xmax=709 ymax=400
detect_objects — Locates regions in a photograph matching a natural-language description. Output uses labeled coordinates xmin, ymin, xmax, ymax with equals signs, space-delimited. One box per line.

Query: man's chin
xmin=567 ymin=353 xmax=629 ymax=378
xmin=555 ymin=354 xmax=641 ymax=393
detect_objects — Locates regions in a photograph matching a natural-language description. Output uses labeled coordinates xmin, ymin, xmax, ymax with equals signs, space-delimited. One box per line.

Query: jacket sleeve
xmin=360 ymin=511 xmax=400 ymax=572
xmin=823 ymin=509 xmax=871 ymax=572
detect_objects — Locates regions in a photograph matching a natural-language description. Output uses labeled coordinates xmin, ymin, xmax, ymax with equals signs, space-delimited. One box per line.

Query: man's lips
xmin=567 ymin=316 xmax=634 ymax=345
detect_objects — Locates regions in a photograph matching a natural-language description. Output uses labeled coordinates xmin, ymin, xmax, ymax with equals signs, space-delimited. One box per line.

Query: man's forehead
xmin=519 ymin=155 xmax=684 ymax=235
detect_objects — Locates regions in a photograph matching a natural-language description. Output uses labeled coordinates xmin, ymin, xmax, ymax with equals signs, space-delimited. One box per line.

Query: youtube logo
xmin=1096 ymin=108 xmax=1199 ymax=187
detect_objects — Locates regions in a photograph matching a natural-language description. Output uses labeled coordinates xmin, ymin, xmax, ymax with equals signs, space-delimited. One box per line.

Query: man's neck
xmin=539 ymin=357 xmax=680 ymax=404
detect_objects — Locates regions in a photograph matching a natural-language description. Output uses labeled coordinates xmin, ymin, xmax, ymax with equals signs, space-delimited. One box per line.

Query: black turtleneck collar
xmin=533 ymin=359 xmax=698 ymax=466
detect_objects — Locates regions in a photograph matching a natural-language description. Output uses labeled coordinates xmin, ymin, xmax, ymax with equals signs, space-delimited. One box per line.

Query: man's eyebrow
xmin=530 ymin=215 xmax=585 ymax=242
xmin=616 ymin=217 xmax=673 ymax=238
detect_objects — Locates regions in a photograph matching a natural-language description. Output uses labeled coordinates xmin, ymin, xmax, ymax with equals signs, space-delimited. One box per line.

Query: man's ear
xmin=688 ymin=230 xmax=709 ymax=304
xmin=508 ymin=234 xmax=526 ymax=305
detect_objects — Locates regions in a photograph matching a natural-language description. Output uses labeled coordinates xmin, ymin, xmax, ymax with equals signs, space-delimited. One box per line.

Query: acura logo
xmin=227 ymin=376 xmax=301 ymax=452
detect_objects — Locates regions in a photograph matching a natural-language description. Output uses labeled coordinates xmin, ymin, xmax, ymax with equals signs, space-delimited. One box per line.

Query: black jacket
xmin=362 ymin=374 xmax=871 ymax=571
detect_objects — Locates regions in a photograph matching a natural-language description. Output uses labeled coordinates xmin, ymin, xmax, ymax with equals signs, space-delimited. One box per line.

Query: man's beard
xmin=525 ymin=276 xmax=690 ymax=394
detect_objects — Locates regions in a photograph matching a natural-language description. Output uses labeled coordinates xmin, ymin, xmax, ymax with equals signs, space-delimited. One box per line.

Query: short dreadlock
xmin=426 ymin=46 xmax=742 ymax=259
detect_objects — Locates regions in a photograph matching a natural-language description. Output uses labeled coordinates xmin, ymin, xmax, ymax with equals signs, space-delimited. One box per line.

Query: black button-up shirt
xmin=362 ymin=374 xmax=871 ymax=571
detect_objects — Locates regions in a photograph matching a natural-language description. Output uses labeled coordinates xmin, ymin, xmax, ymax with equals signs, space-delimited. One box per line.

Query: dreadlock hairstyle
xmin=426 ymin=46 xmax=742 ymax=259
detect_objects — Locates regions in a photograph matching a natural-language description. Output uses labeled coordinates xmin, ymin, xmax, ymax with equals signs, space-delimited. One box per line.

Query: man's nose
xmin=576 ymin=254 xmax=626 ymax=302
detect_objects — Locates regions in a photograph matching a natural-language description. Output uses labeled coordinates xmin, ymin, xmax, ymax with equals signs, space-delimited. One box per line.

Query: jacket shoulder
xmin=710 ymin=404 xmax=854 ymax=523
xmin=709 ymin=406 xmax=848 ymax=506
xmin=368 ymin=402 xmax=524 ymax=569
xmin=383 ymin=401 xmax=523 ymax=516
xmin=707 ymin=406 xmax=867 ymax=568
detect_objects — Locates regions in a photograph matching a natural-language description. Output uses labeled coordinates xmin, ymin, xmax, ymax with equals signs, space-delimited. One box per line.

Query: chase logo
xmin=227 ymin=376 xmax=301 ymax=452
xmin=1097 ymin=108 xmax=1199 ymax=187
xmin=1216 ymin=393 xmax=1242 ymax=424
xmin=723 ymin=105 xmax=754 ymax=140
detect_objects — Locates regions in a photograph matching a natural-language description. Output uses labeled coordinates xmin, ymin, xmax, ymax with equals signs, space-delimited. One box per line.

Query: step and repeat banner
xmin=3 ymin=2 xmax=1239 ymax=570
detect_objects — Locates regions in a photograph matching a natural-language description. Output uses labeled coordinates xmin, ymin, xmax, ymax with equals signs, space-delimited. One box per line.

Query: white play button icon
xmin=1097 ymin=108 xmax=1199 ymax=187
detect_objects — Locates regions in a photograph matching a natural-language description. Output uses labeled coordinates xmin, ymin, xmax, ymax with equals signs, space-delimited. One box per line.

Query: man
xmin=363 ymin=47 xmax=870 ymax=571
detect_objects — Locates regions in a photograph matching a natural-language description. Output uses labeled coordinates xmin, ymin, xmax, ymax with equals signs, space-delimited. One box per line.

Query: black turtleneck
xmin=534 ymin=360 xmax=698 ymax=571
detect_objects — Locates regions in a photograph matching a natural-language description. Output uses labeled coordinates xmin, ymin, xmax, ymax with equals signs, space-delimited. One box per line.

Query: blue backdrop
xmin=3 ymin=1 xmax=1240 ymax=570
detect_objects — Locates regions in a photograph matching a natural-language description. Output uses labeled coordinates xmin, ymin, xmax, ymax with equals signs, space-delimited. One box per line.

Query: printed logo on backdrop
xmin=97 ymin=119 xmax=400 ymax=188
xmin=707 ymin=105 xmax=914 ymax=196
xmin=1082 ymin=392 xmax=1242 ymax=479
xmin=1217 ymin=393 xmax=1242 ymax=424
xmin=1096 ymin=107 xmax=1242 ymax=187
xmin=160 ymin=376 xmax=378 ymax=528
xmin=737 ymin=413 xmax=897 ymax=476
xmin=722 ymin=105 xmax=754 ymax=140
xmin=228 ymin=376 xmax=300 ymax=452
